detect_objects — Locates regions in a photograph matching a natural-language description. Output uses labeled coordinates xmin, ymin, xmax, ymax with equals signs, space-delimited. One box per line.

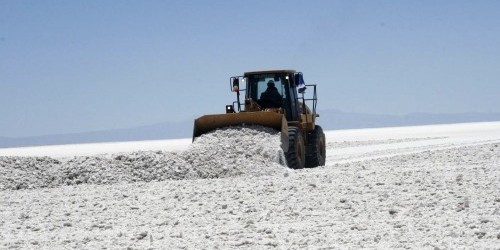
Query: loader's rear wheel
xmin=306 ymin=125 xmax=326 ymax=168
xmin=286 ymin=126 xmax=305 ymax=169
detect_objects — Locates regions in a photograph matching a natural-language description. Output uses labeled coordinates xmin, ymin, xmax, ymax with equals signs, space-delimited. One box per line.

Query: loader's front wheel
xmin=306 ymin=125 xmax=326 ymax=168
xmin=286 ymin=126 xmax=305 ymax=169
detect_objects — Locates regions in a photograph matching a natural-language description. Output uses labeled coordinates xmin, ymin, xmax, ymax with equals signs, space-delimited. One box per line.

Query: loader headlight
xmin=226 ymin=105 xmax=235 ymax=113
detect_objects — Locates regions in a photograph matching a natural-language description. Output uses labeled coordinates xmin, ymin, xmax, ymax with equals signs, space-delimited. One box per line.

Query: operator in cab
xmin=258 ymin=80 xmax=282 ymax=109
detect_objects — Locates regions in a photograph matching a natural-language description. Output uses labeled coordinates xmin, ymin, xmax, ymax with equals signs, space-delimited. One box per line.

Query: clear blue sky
xmin=1 ymin=0 xmax=499 ymax=137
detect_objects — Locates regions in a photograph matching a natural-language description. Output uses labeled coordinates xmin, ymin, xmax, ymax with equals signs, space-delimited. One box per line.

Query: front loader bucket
xmin=193 ymin=112 xmax=289 ymax=151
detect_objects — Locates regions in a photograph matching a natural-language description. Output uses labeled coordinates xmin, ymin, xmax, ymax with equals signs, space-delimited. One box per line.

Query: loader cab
xmin=243 ymin=70 xmax=301 ymax=122
xmin=246 ymin=74 xmax=285 ymax=108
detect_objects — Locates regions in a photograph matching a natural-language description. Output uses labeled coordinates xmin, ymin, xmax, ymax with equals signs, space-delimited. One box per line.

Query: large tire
xmin=305 ymin=125 xmax=326 ymax=168
xmin=286 ymin=126 xmax=305 ymax=169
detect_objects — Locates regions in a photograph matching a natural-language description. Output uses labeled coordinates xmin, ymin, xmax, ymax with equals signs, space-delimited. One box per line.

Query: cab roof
xmin=243 ymin=69 xmax=296 ymax=76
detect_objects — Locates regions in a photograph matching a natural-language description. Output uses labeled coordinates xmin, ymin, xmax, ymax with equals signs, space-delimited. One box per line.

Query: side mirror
xmin=231 ymin=77 xmax=239 ymax=92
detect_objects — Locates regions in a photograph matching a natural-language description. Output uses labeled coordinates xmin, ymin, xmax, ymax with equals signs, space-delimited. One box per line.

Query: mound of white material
xmin=0 ymin=126 xmax=287 ymax=190
xmin=185 ymin=126 xmax=286 ymax=178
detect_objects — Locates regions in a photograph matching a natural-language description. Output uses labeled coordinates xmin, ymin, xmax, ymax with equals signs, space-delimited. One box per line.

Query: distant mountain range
xmin=1 ymin=110 xmax=499 ymax=148
xmin=317 ymin=110 xmax=500 ymax=130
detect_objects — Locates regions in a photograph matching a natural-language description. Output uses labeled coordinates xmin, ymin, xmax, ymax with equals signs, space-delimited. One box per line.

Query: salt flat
xmin=1 ymin=121 xmax=499 ymax=160
xmin=0 ymin=122 xmax=499 ymax=249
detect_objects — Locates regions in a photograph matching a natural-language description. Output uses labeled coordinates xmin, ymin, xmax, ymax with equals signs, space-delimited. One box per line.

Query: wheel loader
xmin=193 ymin=70 xmax=326 ymax=169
